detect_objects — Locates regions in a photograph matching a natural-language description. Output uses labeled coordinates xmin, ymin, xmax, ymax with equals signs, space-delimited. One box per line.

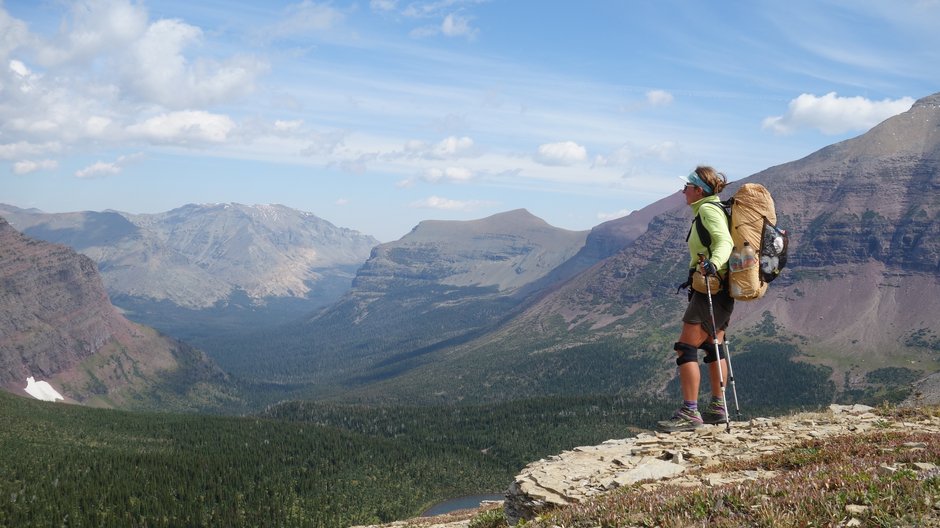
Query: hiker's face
xmin=683 ymin=184 xmax=703 ymax=204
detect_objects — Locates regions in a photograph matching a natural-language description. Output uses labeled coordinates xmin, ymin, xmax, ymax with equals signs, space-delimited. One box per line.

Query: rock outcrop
xmin=351 ymin=405 xmax=940 ymax=528
xmin=503 ymin=404 xmax=939 ymax=524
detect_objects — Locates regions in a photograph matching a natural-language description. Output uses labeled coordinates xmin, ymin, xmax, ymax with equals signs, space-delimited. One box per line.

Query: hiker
xmin=659 ymin=166 xmax=733 ymax=432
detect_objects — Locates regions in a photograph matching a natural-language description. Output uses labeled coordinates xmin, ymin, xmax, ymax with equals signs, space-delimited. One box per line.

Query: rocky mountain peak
xmin=406 ymin=209 xmax=563 ymax=240
xmin=912 ymin=91 xmax=940 ymax=109
xmin=358 ymin=210 xmax=588 ymax=293
xmin=794 ymin=90 xmax=939 ymax=164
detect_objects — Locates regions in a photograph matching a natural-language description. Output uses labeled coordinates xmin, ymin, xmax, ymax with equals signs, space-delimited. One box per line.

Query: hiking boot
xmin=656 ymin=406 xmax=703 ymax=432
xmin=702 ymin=399 xmax=727 ymax=425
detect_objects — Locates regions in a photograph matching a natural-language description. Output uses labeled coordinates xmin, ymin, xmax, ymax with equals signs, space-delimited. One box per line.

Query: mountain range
xmin=227 ymin=92 xmax=940 ymax=405
xmin=201 ymin=208 xmax=593 ymax=386
xmin=0 ymin=203 xmax=379 ymax=341
xmin=3 ymin=92 xmax=939 ymax=411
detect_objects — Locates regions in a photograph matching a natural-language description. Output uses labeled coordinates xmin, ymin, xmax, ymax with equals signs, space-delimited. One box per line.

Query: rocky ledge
xmin=355 ymin=404 xmax=940 ymax=528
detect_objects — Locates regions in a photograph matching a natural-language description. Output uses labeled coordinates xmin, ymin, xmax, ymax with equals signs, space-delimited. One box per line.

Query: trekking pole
xmin=698 ymin=253 xmax=731 ymax=433
xmin=722 ymin=339 xmax=741 ymax=421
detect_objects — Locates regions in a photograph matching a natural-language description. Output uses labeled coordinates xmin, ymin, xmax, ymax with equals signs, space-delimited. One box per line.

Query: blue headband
xmin=685 ymin=171 xmax=713 ymax=194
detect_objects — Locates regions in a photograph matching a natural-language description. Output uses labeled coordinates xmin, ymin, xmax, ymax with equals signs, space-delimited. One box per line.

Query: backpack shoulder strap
xmin=691 ymin=201 xmax=729 ymax=255
xmin=693 ymin=214 xmax=711 ymax=254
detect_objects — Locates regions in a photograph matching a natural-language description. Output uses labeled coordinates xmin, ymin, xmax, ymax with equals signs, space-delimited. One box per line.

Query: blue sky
xmin=1 ymin=0 xmax=937 ymax=241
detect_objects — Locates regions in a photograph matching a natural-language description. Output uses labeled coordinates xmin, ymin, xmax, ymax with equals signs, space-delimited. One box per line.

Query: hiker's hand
xmin=676 ymin=268 xmax=694 ymax=294
xmin=676 ymin=279 xmax=691 ymax=294
xmin=700 ymin=259 xmax=717 ymax=276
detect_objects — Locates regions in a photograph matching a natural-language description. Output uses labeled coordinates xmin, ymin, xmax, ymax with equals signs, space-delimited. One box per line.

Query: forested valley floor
xmin=0 ymin=368 xmax=882 ymax=528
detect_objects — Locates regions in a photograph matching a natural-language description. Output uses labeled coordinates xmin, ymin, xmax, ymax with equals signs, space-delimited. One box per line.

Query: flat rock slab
xmin=504 ymin=404 xmax=940 ymax=524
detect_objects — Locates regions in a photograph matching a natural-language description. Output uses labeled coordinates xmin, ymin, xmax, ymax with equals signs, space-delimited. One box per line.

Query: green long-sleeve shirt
xmin=687 ymin=195 xmax=733 ymax=272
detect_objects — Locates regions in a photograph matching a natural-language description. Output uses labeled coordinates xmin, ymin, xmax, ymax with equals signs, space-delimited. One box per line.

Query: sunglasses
xmin=682 ymin=183 xmax=699 ymax=192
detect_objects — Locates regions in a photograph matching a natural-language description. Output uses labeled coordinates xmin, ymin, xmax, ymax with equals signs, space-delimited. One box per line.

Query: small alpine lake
xmin=420 ymin=493 xmax=504 ymax=517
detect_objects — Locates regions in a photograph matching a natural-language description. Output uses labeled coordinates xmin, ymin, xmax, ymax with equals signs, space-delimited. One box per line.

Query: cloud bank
xmin=763 ymin=92 xmax=915 ymax=135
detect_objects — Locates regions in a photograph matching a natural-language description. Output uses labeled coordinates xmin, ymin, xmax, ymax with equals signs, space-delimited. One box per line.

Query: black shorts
xmin=683 ymin=289 xmax=734 ymax=338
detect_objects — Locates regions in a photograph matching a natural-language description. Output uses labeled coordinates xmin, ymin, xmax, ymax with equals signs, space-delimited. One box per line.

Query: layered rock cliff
xmin=751 ymin=92 xmax=940 ymax=272
xmin=0 ymin=217 xmax=119 ymax=386
xmin=0 ymin=217 xmax=230 ymax=409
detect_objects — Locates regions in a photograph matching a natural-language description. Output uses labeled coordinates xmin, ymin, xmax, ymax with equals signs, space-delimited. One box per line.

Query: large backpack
xmin=693 ymin=183 xmax=789 ymax=301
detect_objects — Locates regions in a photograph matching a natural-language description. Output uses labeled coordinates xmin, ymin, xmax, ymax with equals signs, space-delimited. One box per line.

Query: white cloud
xmin=395 ymin=166 xmax=473 ymax=188
xmin=7 ymin=58 xmax=40 ymax=96
xmin=12 ymin=159 xmax=58 ymax=175
xmin=410 ymin=195 xmax=488 ymax=211
xmin=123 ymin=18 xmax=267 ymax=108
xmin=433 ymin=135 xmax=474 ymax=158
xmin=646 ymin=89 xmax=674 ymax=106
xmin=74 ymin=152 xmax=142 ymax=179
xmin=34 ymin=0 xmax=148 ymax=66
xmin=535 ymin=141 xmax=587 ymax=166
xmin=85 ymin=116 xmax=114 ymax=137
xmin=762 ymin=92 xmax=915 ymax=135
xmin=9 ymin=58 xmax=29 ymax=78
xmin=441 ymin=13 xmax=477 ymax=38
xmin=126 ymin=111 xmax=235 ymax=144
xmin=0 ymin=8 xmax=31 ymax=60
xmin=0 ymin=141 xmax=62 ymax=160
xmin=335 ymin=198 xmax=350 ymax=205
xmin=75 ymin=161 xmax=121 ymax=179
xmin=423 ymin=166 xmax=474 ymax=183
xmin=400 ymin=136 xmax=475 ymax=159
xmin=0 ymin=0 xmax=265 ymax=162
